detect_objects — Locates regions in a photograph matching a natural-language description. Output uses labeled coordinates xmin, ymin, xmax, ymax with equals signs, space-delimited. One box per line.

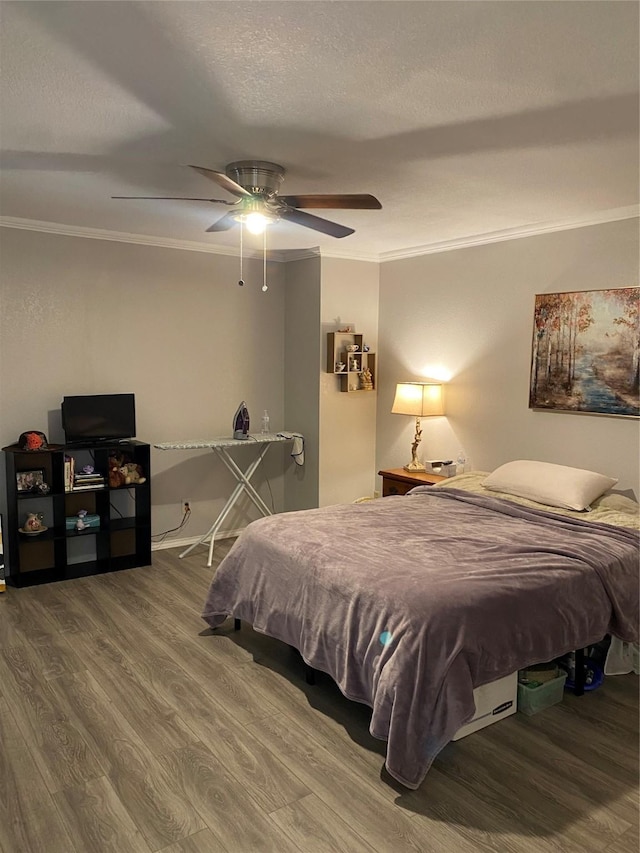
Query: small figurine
xmin=335 ymin=362 xmax=346 ymax=372
xmin=337 ymin=326 xmax=352 ymax=333
xmin=361 ymin=367 xmax=374 ymax=390
xmin=23 ymin=512 xmax=45 ymax=532
xmin=75 ymin=509 xmax=88 ymax=531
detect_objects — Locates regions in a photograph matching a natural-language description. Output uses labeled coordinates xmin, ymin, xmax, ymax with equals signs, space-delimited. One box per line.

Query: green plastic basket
xmin=517 ymin=672 xmax=567 ymax=716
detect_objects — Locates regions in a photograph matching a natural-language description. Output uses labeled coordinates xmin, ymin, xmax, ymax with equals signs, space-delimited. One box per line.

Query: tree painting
xmin=530 ymin=287 xmax=639 ymax=417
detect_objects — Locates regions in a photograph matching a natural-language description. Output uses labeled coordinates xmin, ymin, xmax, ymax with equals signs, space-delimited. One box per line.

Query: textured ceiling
xmin=1 ymin=1 xmax=638 ymax=260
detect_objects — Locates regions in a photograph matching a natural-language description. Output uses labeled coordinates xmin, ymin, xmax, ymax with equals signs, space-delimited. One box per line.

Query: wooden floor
xmin=1 ymin=542 xmax=638 ymax=853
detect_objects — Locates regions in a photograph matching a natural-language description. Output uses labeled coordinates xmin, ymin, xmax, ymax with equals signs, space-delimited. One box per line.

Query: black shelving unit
xmin=2 ymin=440 xmax=151 ymax=587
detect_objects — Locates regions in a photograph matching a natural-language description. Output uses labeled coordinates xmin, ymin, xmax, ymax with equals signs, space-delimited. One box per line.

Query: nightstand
xmin=378 ymin=468 xmax=447 ymax=496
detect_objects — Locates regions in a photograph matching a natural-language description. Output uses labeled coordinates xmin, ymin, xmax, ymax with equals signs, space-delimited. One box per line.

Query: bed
xmin=201 ymin=464 xmax=639 ymax=789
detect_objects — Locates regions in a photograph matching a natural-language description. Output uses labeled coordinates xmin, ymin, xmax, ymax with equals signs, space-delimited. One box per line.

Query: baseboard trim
xmin=151 ymin=527 xmax=243 ymax=552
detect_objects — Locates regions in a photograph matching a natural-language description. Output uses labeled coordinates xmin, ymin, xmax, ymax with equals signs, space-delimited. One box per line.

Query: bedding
xmin=438 ymin=471 xmax=640 ymax=529
xmin=482 ymin=460 xmax=619 ymax=511
xmin=201 ymin=480 xmax=639 ymax=789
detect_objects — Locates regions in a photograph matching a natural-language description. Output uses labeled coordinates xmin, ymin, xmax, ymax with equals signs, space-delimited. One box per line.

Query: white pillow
xmin=482 ymin=460 xmax=618 ymax=511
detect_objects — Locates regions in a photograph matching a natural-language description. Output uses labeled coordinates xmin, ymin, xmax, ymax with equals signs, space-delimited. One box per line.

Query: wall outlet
xmin=181 ymin=499 xmax=191 ymax=513
xmin=373 ymin=490 xmax=380 ymax=499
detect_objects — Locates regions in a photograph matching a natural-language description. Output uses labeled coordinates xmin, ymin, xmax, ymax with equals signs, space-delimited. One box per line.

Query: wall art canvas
xmin=530 ymin=287 xmax=639 ymax=417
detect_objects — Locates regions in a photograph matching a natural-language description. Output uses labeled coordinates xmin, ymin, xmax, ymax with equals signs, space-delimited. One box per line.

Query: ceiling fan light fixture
xmin=244 ymin=211 xmax=271 ymax=234
xmin=114 ymin=160 xmax=381 ymax=239
xmin=230 ymin=196 xmax=279 ymax=233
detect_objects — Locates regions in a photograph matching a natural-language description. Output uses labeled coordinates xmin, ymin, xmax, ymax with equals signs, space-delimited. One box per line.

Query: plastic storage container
xmin=517 ymin=671 xmax=567 ymax=716
xmin=452 ymin=672 xmax=517 ymax=740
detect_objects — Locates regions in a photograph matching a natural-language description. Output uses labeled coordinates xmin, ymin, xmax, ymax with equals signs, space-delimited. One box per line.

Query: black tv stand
xmin=64 ymin=436 xmax=136 ymax=448
xmin=2 ymin=440 xmax=151 ymax=587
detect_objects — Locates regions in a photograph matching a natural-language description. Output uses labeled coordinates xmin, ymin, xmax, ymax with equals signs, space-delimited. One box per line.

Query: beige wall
xmin=376 ymin=218 xmax=640 ymax=496
xmin=0 ymin=228 xmax=291 ymax=561
xmin=284 ymin=255 xmax=321 ymax=510
xmin=2 ymin=217 xmax=638 ymax=576
xmin=284 ymin=254 xmax=380 ymax=509
xmin=319 ymin=256 xmax=380 ymax=505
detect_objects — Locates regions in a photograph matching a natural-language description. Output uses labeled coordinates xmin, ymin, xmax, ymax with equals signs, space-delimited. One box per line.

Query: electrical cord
xmin=265 ymin=475 xmax=275 ymax=513
xmin=152 ymin=506 xmax=192 ymax=544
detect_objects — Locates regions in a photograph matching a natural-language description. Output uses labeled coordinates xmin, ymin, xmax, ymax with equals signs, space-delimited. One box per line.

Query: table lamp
xmin=391 ymin=382 xmax=445 ymax=472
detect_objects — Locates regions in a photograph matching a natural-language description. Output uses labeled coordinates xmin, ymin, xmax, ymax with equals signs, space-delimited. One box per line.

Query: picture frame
xmin=16 ymin=469 xmax=45 ymax=493
xmin=529 ymin=287 xmax=639 ymax=418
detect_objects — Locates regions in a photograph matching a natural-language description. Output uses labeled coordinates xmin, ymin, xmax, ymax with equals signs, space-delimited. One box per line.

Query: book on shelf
xmin=72 ymin=483 xmax=105 ymax=491
xmin=64 ymin=455 xmax=75 ymax=492
xmin=74 ymin=476 xmax=105 ymax=484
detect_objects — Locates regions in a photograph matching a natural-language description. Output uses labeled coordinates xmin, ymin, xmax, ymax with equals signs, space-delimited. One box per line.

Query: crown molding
xmin=0 ymin=216 xmax=256 ymax=258
xmin=1 ymin=205 xmax=637 ymax=264
xmin=0 ymin=216 xmax=330 ymax=263
xmin=377 ymin=205 xmax=640 ymax=262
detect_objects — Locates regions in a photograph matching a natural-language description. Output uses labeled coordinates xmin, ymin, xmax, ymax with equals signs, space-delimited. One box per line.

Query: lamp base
xmin=403 ymin=460 xmax=426 ymax=473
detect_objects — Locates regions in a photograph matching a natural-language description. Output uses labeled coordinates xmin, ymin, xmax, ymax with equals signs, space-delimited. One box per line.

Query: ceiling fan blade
xmin=279 ymin=207 xmax=354 ymax=238
xmin=279 ymin=193 xmax=382 ymax=210
xmin=186 ymin=165 xmax=253 ymax=198
xmin=205 ymin=212 xmax=238 ymax=233
xmin=112 ymin=196 xmax=235 ymax=203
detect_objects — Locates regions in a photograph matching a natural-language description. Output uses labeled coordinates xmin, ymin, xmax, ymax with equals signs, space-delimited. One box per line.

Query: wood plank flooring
xmin=0 ymin=542 xmax=637 ymax=853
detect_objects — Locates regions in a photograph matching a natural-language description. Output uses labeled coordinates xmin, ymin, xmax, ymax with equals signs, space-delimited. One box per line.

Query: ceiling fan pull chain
xmin=238 ymin=219 xmax=244 ymax=286
xmin=262 ymin=229 xmax=268 ymax=292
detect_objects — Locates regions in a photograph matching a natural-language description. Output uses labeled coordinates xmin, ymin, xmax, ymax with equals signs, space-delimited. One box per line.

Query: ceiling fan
xmin=113 ymin=161 xmax=382 ymax=238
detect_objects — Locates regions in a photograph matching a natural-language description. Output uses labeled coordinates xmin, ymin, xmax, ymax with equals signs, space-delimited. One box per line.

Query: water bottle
xmin=261 ymin=410 xmax=270 ymax=434
xmin=456 ymin=451 xmax=466 ymax=475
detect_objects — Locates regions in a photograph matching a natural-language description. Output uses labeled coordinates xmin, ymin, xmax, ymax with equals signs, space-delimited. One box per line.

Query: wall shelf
xmin=326 ymin=331 xmax=376 ymax=393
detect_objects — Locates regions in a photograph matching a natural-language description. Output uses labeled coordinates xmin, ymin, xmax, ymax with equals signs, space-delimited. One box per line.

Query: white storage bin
xmin=452 ymin=672 xmax=518 ymax=740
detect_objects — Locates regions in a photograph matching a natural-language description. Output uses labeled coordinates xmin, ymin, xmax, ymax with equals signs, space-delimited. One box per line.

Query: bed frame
xmin=232 ymin=618 xmax=586 ymax=695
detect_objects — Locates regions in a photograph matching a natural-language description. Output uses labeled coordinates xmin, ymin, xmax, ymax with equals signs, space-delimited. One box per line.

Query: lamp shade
xmin=391 ymin=382 xmax=445 ymax=417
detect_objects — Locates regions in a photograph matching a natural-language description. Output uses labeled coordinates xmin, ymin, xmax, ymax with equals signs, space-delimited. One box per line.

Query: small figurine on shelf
xmin=20 ymin=512 xmax=46 ymax=535
xmin=337 ymin=326 xmax=352 ymax=333
xmin=335 ymin=361 xmax=346 ymax=372
xmin=108 ymin=453 xmax=126 ymax=488
xmin=75 ymin=510 xmax=88 ymax=531
xmin=361 ymin=367 xmax=374 ymax=390
xmin=350 ymin=358 xmax=360 ymax=371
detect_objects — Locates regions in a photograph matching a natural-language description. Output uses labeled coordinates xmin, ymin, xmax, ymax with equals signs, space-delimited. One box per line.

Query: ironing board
xmin=154 ymin=433 xmax=297 ymax=566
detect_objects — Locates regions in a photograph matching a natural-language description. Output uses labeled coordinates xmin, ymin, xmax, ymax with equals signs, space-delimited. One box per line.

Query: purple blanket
xmin=201 ymin=489 xmax=639 ymax=788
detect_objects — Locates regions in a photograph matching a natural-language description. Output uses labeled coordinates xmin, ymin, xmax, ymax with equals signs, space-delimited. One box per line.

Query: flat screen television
xmin=61 ymin=394 xmax=136 ymax=444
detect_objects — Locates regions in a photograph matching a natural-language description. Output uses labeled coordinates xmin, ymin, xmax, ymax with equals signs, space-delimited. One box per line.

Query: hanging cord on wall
xmin=262 ymin=227 xmax=268 ymax=292
xmin=152 ymin=504 xmax=192 ymax=544
xmin=238 ymin=218 xmax=244 ymax=286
